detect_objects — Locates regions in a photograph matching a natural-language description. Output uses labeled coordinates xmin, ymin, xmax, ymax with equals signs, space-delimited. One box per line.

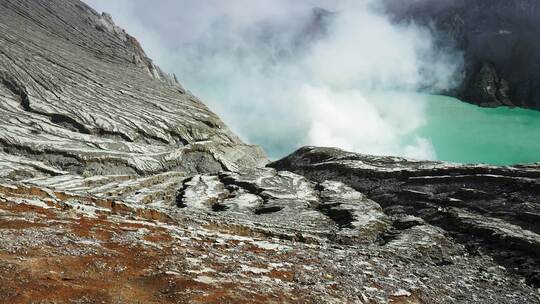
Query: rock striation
xmin=0 ymin=0 xmax=539 ymax=303
xmin=270 ymin=146 xmax=540 ymax=287
xmin=0 ymin=0 xmax=267 ymax=179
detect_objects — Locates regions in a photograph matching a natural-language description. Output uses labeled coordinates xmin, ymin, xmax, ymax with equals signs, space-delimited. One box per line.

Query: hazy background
xmin=84 ymin=0 xmax=463 ymax=160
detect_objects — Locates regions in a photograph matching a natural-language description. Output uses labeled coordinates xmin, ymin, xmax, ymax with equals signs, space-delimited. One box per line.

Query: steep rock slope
xmin=0 ymin=0 xmax=267 ymax=180
xmin=383 ymin=0 xmax=540 ymax=109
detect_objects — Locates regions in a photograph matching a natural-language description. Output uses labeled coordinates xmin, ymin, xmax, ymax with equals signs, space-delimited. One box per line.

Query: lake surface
xmin=200 ymin=86 xmax=540 ymax=165
xmin=419 ymin=95 xmax=540 ymax=165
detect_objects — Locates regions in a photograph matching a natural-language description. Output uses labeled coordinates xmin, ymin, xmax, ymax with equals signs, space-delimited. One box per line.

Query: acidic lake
xmin=419 ymin=95 xmax=540 ymax=165
xmin=201 ymin=88 xmax=540 ymax=166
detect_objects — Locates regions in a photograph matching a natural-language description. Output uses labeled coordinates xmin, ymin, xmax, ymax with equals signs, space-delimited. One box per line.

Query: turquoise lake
xmin=196 ymin=87 xmax=540 ymax=166
xmin=419 ymin=95 xmax=540 ymax=165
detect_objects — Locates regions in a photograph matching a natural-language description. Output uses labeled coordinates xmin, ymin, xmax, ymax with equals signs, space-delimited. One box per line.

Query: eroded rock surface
xmin=1 ymin=162 xmax=539 ymax=303
xmin=0 ymin=0 xmax=267 ymax=178
xmin=270 ymin=146 xmax=540 ymax=287
xmin=0 ymin=1 xmax=539 ymax=303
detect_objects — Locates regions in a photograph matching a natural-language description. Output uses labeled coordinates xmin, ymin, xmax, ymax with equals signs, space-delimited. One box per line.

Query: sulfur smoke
xmin=85 ymin=0 xmax=463 ymax=160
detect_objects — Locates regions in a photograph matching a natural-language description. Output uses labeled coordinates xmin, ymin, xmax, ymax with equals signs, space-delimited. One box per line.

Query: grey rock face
xmin=270 ymin=146 xmax=540 ymax=286
xmin=0 ymin=0 xmax=267 ymax=179
xmin=382 ymin=0 xmax=540 ymax=109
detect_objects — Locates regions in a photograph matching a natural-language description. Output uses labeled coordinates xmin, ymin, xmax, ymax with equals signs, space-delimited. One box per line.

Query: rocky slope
xmin=0 ymin=0 xmax=539 ymax=303
xmin=383 ymin=0 xmax=540 ymax=109
xmin=0 ymin=0 xmax=267 ymax=180
xmin=271 ymin=147 xmax=540 ymax=286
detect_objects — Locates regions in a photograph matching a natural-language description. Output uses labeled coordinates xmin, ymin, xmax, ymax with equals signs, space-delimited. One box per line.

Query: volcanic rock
xmin=0 ymin=1 xmax=539 ymax=303
xmin=382 ymin=0 xmax=540 ymax=109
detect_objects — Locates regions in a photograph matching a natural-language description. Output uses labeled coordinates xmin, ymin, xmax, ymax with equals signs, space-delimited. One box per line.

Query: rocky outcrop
xmin=0 ymin=0 xmax=539 ymax=303
xmin=270 ymin=146 xmax=540 ymax=286
xmin=382 ymin=0 xmax=540 ymax=109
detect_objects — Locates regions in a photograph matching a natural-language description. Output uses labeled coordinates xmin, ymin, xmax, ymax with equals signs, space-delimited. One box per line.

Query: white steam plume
xmin=85 ymin=0 xmax=463 ymax=159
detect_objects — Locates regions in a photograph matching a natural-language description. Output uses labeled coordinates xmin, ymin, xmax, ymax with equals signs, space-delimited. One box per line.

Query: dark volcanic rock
xmin=382 ymin=0 xmax=540 ymax=109
xmin=270 ymin=146 xmax=540 ymax=286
